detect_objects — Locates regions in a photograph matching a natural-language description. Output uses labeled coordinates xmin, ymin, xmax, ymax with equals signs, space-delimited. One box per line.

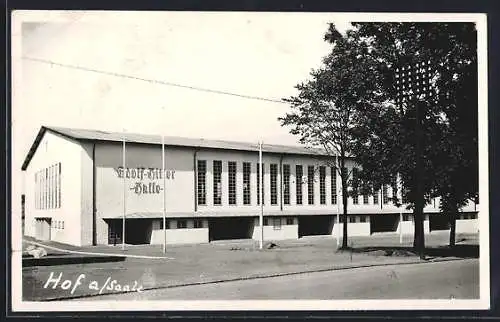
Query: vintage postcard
xmin=10 ymin=10 xmax=489 ymax=311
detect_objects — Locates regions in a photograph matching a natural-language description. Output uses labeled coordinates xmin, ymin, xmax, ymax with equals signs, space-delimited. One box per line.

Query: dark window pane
xmin=197 ymin=160 xmax=207 ymax=205
xmin=283 ymin=164 xmax=290 ymax=205
xmin=319 ymin=166 xmax=326 ymax=205
xmin=296 ymin=165 xmax=303 ymax=205
xmin=307 ymin=166 xmax=315 ymax=205
xmin=228 ymin=161 xmax=236 ymax=205
xmin=270 ymin=164 xmax=278 ymax=205
xmin=213 ymin=161 xmax=222 ymax=205
xmin=243 ymin=162 xmax=251 ymax=205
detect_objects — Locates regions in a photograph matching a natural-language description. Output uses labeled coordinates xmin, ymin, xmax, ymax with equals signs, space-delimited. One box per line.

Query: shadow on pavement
xmin=22 ymin=254 xmax=126 ymax=267
xmin=346 ymin=244 xmax=479 ymax=259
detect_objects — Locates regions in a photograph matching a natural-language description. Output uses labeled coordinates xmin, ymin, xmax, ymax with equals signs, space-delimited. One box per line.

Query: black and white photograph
xmin=10 ymin=10 xmax=489 ymax=311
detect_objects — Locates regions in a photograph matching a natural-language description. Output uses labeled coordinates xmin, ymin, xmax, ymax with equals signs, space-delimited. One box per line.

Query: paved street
xmin=80 ymin=258 xmax=478 ymax=300
xmin=22 ymin=232 xmax=480 ymax=301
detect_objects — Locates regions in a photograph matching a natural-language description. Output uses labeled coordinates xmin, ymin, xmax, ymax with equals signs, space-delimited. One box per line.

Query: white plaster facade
xmin=24 ymin=131 xmax=88 ymax=246
xmin=22 ymin=127 xmax=480 ymax=246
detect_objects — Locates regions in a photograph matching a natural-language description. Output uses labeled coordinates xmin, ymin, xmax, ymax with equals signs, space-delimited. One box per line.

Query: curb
xmin=40 ymin=256 xmax=470 ymax=301
xmin=22 ymin=254 xmax=126 ymax=267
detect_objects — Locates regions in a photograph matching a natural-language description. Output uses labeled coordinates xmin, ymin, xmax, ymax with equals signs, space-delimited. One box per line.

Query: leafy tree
xmin=429 ymin=23 xmax=478 ymax=246
xmin=279 ymin=25 xmax=384 ymax=249
xmin=351 ymin=22 xmax=478 ymax=255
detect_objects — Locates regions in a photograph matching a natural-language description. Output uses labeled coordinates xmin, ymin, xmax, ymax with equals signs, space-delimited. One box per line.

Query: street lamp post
xmin=162 ymin=135 xmax=167 ymax=254
xmin=122 ymin=129 xmax=127 ymax=251
xmin=259 ymin=141 xmax=264 ymax=250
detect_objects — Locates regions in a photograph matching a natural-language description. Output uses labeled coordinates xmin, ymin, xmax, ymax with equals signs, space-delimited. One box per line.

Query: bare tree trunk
xmin=413 ymin=101 xmax=426 ymax=260
xmin=340 ymin=156 xmax=349 ymax=249
xmin=449 ymin=208 xmax=457 ymax=247
xmin=413 ymin=209 xmax=425 ymax=259
xmin=342 ymin=183 xmax=349 ymax=248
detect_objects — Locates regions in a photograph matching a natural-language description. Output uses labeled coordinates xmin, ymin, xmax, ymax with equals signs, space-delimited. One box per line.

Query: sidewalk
xmin=21 ymin=233 xmax=478 ymax=301
xmin=21 ymin=231 xmax=478 ymax=258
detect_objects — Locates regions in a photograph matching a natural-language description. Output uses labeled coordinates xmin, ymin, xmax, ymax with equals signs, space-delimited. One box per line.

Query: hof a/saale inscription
xmin=114 ymin=167 xmax=176 ymax=195
xmin=44 ymin=272 xmax=144 ymax=295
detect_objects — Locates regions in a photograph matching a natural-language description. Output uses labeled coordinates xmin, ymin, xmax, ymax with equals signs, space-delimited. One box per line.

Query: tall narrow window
xmin=47 ymin=167 xmax=50 ymax=209
xmin=382 ymin=185 xmax=389 ymax=204
xmin=48 ymin=166 xmax=52 ymax=209
xmin=331 ymin=167 xmax=337 ymax=204
xmin=307 ymin=165 xmax=315 ymax=205
xmin=197 ymin=160 xmax=206 ymax=205
xmin=391 ymin=177 xmax=398 ymax=203
xmin=352 ymin=168 xmax=359 ymax=205
xmin=51 ymin=166 xmax=55 ymax=208
xmin=35 ymin=171 xmax=38 ymax=209
xmin=44 ymin=168 xmax=48 ymax=209
xmin=58 ymin=163 xmax=61 ymax=208
xmin=257 ymin=163 xmax=264 ymax=205
xmin=53 ymin=165 xmax=57 ymax=208
xmin=283 ymin=164 xmax=290 ymax=205
xmin=296 ymin=165 xmax=303 ymax=205
xmin=54 ymin=165 xmax=58 ymax=208
xmin=43 ymin=169 xmax=46 ymax=209
xmin=360 ymin=178 xmax=369 ymax=205
xmin=45 ymin=168 xmax=48 ymax=209
xmin=319 ymin=166 xmax=326 ymax=205
xmin=39 ymin=170 xmax=42 ymax=209
xmin=34 ymin=173 xmax=38 ymax=209
xmin=52 ymin=165 xmax=56 ymax=208
xmin=50 ymin=165 xmax=54 ymax=209
xmin=46 ymin=168 xmax=49 ymax=209
xmin=228 ymin=161 xmax=236 ymax=205
xmin=402 ymin=185 xmax=408 ymax=204
xmin=270 ymin=164 xmax=278 ymax=205
xmin=373 ymin=186 xmax=379 ymax=205
xmin=41 ymin=169 xmax=44 ymax=209
xmin=38 ymin=170 xmax=44 ymax=209
xmin=243 ymin=162 xmax=251 ymax=205
xmin=213 ymin=160 xmax=222 ymax=205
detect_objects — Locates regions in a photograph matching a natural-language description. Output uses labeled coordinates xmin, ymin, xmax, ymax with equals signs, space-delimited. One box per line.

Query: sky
xmin=15 ymin=11 xmax=353 ymax=148
xmin=11 ymin=11 xmax=355 ymax=218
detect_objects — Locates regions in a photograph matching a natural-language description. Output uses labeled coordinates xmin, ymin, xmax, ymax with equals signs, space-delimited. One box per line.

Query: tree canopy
xmin=279 ymin=25 xmax=385 ymax=248
xmin=351 ymin=22 xmax=478 ymax=249
xmin=280 ymin=22 xmax=478 ymax=253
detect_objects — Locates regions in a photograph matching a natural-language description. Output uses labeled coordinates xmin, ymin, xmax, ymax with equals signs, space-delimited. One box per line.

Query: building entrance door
xmin=35 ymin=218 xmax=51 ymax=241
xmin=107 ymin=220 xmax=123 ymax=245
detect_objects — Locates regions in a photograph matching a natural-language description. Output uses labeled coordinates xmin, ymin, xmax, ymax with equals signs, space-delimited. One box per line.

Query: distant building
xmin=21 ymin=126 xmax=479 ymax=246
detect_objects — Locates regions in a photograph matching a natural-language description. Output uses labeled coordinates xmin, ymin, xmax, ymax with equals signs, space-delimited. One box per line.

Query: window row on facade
xmin=53 ymin=220 xmax=65 ymax=229
xmin=34 ymin=162 xmax=61 ymax=210
xmin=196 ymin=160 xmax=402 ymax=207
xmin=158 ymin=218 xmax=205 ymax=229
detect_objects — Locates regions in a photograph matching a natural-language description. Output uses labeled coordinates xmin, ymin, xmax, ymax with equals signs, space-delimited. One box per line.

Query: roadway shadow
xmin=344 ymin=244 xmax=479 ymax=259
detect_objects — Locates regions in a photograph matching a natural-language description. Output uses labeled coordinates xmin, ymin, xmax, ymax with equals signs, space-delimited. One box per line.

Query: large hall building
xmin=21 ymin=126 xmax=479 ymax=246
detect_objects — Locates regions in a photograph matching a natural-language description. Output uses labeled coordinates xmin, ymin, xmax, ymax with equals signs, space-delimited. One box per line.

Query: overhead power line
xmin=21 ymin=56 xmax=288 ymax=104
